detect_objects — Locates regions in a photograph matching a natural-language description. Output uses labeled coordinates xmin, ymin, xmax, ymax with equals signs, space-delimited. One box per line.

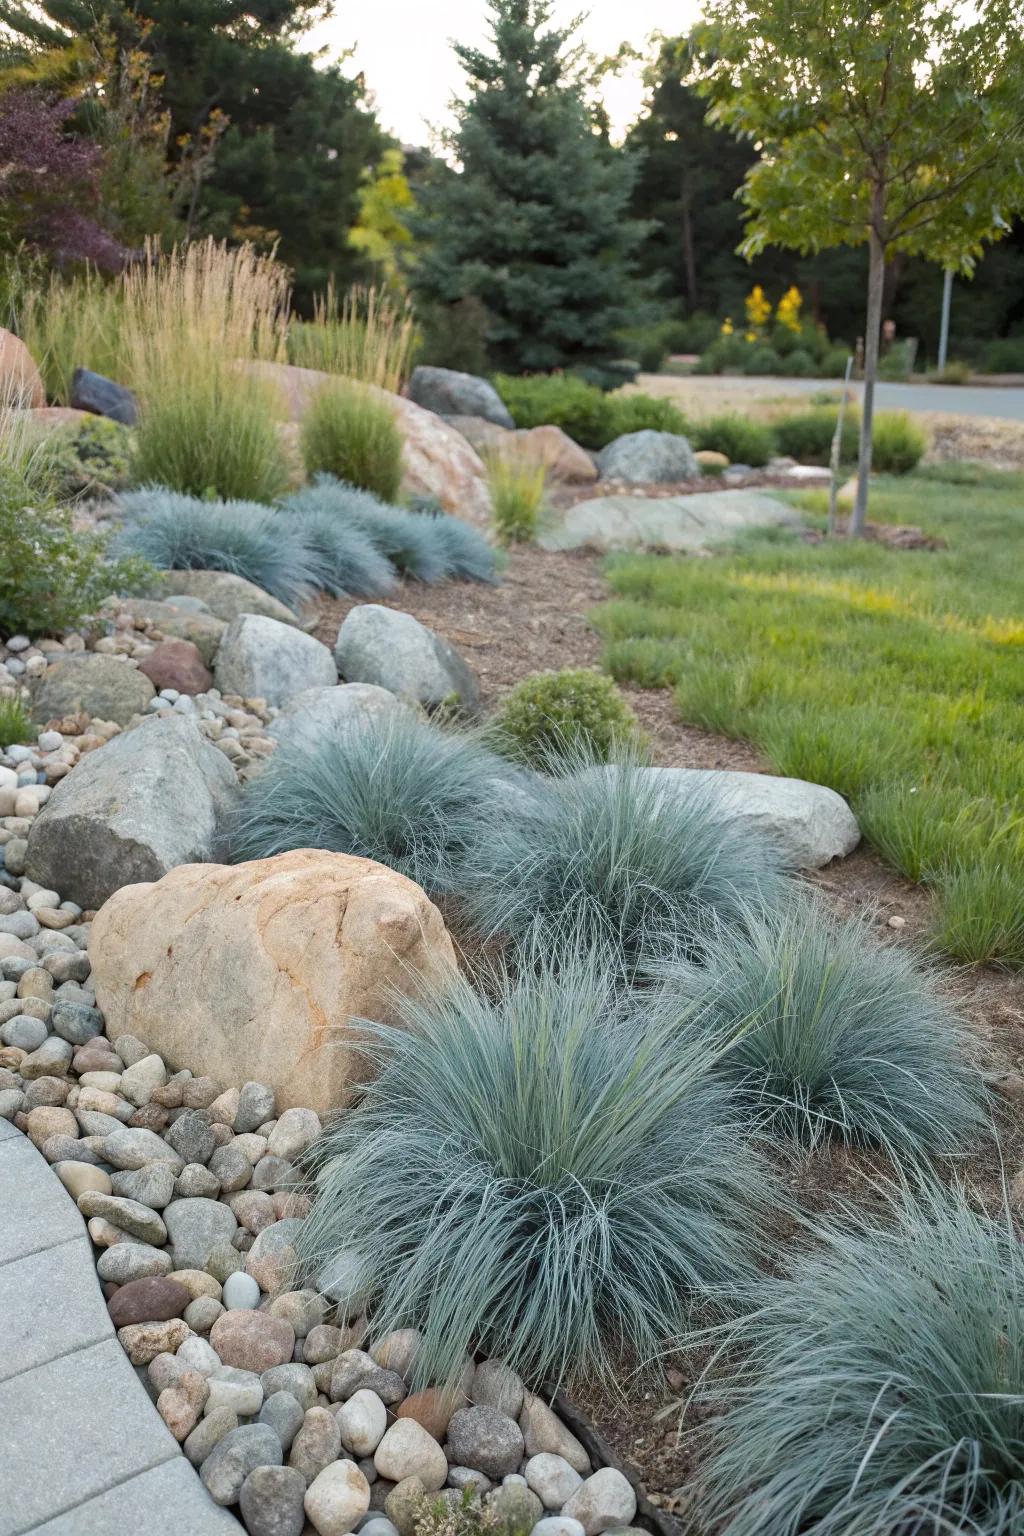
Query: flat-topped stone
xmin=538 ymin=489 xmax=800 ymax=552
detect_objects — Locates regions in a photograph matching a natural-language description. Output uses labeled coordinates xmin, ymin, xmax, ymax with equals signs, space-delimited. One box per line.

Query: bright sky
xmin=307 ymin=0 xmax=703 ymax=148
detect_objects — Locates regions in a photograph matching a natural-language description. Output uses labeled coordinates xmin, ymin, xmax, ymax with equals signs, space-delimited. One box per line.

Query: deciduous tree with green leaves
xmin=697 ymin=0 xmax=1024 ymax=532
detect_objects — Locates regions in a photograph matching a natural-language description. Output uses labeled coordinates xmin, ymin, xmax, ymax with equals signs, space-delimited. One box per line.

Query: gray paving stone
xmin=0 ymin=1235 xmax=111 ymax=1383
xmin=0 ymin=1337 xmax=176 ymax=1536
xmin=26 ymin=1456 xmax=239 ymax=1535
xmin=0 ymin=1136 xmax=80 ymax=1264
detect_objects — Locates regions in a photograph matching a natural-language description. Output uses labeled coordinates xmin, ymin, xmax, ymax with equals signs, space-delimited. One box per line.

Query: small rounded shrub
xmin=781 ymin=347 xmax=815 ymax=377
xmin=744 ymin=346 xmax=783 ymax=376
xmin=818 ymin=345 xmax=851 ymax=378
xmin=301 ymin=380 xmax=404 ymax=501
xmin=493 ymin=374 xmax=614 ymax=449
xmin=981 ymin=335 xmax=1024 ymax=373
xmin=45 ymin=417 xmax=132 ymax=498
xmin=773 ymin=407 xmax=857 ymax=465
xmin=298 ymin=953 xmax=774 ymax=1389
xmin=494 ymin=669 xmax=640 ymax=766
xmin=606 ymin=392 xmax=690 ymax=438
xmin=870 ymin=409 xmax=927 ymax=474
xmin=691 ymin=414 xmax=776 ymax=467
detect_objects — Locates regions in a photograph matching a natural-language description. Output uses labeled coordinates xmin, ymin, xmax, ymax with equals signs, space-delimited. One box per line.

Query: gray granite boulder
xmin=214 ymin=615 xmax=336 ymax=707
xmin=597 ymin=430 xmax=700 ymax=484
xmin=335 ymin=605 xmax=479 ymax=712
xmin=159 ymin=570 xmax=303 ymax=628
xmin=408 ymin=366 xmax=514 ymax=429
xmin=24 ymin=714 xmax=237 ymax=909
xmin=538 ymin=489 xmax=800 ymax=554
xmin=70 ymin=367 xmax=138 ymax=425
xmin=31 ymin=654 xmax=155 ymax=727
xmin=268 ymin=683 xmax=410 ymax=752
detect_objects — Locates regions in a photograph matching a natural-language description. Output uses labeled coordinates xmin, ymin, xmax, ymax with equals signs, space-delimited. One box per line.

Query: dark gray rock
xmin=25 ymin=714 xmax=238 ymax=911
xmin=446 ymin=1405 xmax=525 ymax=1478
xmin=239 ymin=1463 xmax=307 ymax=1536
xmin=165 ymin=1110 xmax=217 ymax=1166
xmin=200 ymin=1422 xmax=283 ymax=1506
xmin=335 ymin=605 xmax=479 ymax=712
xmin=259 ymin=1390 xmax=307 ymax=1454
xmin=30 ymin=654 xmax=155 ymax=728
xmin=70 ymin=367 xmax=138 ymax=426
xmin=408 ymin=365 xmax=514 ymax=429
xmin=164 ymin=1195 xmax=238 ymax=1268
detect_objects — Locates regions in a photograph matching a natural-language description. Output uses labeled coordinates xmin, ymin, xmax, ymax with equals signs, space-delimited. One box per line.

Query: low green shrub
xmin=932 ymin=359 xmax=971 ymax=384
xmin=819 ymin=345 xmax=851 ymax=377
xmin=744 ymin=346 xmax=783 ymax=376
xmin=0 ymin=696 xmax=32 ymax=747
xmin=773 ymin=407 xmax=858 ymax=465
xmin=691 ymin=414 xmax=776 ymax=467
xmin=870 ymin=410 xmax=926 ymax=474
xmin=878 ymin=339 xmax=916 ymax=380
xmin=782 ymin=347 xmax=816 ymax=377
xmin=231 ymin=713 xmax=505 ymax=898
xmin=301 ymin=380 xmax=405 ymax=501
xmin=44 ymin=417 xmax=133 ymax=499
xmin=656 ymin=899 xmax=987 ymax=1159
xmin=617 ymin=325 xmax=671 ymax=374
xmin=608 ymin=393 xmax=689 ymax=438
xmin=981 ymin=335 xmax=1024 ymax=373
xmin=494 ymin=669 xmax=641 ymax=766
xmin=297 ymin=952 xmax=773 ymax=1389
xmin=0 ymin=466 xmax=151 ymax=636
xmin=492 ymin=374 xmax=688 ymax=450
xmin=486 ymin=455 xmax=546 ymax=546
xmin=694 ymin=1183 xmax=1024 ymax=1536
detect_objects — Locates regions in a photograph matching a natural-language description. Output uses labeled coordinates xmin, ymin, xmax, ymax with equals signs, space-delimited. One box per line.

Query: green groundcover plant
xmin=297 ymin=950 xmax=774 ymax=1390
xmin=494 ymin=669 xmax=642 ymax=766
xmin=652 ymin=899 xmax=988 ymax=1159
xmin=693 ymin=1181 xmax=1024 ymax=1536
xmin=493 ymin=374 xmax=689 ymax=450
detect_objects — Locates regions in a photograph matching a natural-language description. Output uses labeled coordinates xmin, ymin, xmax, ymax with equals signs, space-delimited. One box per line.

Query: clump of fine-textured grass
xmin=231 ymin=712 xmax=506 ymax=897
xmin=282 ymin=503 xmax=397 ymax=598
xmin=461 ymin=749 xmax=786 ymax=971
xmin=653 ymin=899 xmax=988 ymax=1158
xmin=297 ymin=951 xmax=773 ymax=1390
xmin=932 ymin=857 xmax=1024 ymax=968
xmin=417 ymin=507 xmax=499 ymax=584
xmin=116 ymin=488 xmax=317 ymax=607
xmin=486 ymin=452 xmax=546 ymax=545
xmin=287 ymin=282 xmax=417 ymax=394
xmin=282 ymin=476 xmax=446 ymax=582
xmin=0 ymin=696 xmax=32 ymax=748
xmin=692 ymin=1181 xmax=1024 ymax=1536
xmin=301 ymin=379 xmax=404 ymax=501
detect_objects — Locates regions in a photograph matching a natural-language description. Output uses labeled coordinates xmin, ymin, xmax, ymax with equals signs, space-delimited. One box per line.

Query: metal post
xmin=937 ymin=268 xmax=953 ymax=370
xmin=827 ymin=354 xmax=854 ymax=537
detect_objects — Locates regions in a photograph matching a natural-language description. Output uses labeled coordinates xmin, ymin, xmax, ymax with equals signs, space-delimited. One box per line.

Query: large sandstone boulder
xmin=25 ymin=715 xmax=238 ymax=909
xmin=408 ymin=366 xmax=514 ymax=429
xmin=268 ymin=683 xmax=410 ymax=752
xmin=0 ymin=328 xmax=45 ymax=407
xmin=246 ymin=361 xmax=492 ymax=527
xmin=335 ymin=606 xmax=479 ymax=712
xmin=158 ymin=570 xmax=303 ymax=629
xmin=89 ymin=850 xmax=459 ymax=1113
xmin=448 ymin=418 xmax=596 ymax=484
xmin=623 ymin=766 xmax=860 ymax=869
xmin=597 ymin=430 xmax=701 ymax=484
xmin=214 ymin=614 xmax=337 ymax=706
xmin=31 ymin=654 xmax=155 ymax=728
xmin=538 ymin=489 xmax=800 ymax=553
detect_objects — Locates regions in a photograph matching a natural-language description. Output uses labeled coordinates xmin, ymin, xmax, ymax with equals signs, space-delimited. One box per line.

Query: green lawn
xmin=592 ymin=463 xmax=1024 ymax=967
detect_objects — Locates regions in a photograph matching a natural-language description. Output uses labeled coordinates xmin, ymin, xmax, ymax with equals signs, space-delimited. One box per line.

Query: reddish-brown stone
xmin=138 ymin=638 xmax=213 ymax=696
xmin=107 ymin=1277 xmax=191 ymax=1328
xmin=396 ymin=1387 xmax=465 ymax=1442
xmin=209 ymin=1309 xmax=295 ymax=1372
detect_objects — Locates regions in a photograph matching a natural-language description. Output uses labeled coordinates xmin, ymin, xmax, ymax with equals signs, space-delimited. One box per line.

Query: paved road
xmin=669 ymin=373 xmax=1024 ymax=421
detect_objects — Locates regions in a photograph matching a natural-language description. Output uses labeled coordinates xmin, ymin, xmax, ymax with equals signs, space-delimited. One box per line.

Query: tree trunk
xmin=852 ymin=205 xmax=886 ymax=537
xmin=681 ymin=181 xmax=698 ymax=311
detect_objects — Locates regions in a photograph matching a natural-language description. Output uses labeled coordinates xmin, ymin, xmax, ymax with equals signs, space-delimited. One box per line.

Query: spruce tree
xmin=412 ymin=0 xmax=649 ymax=374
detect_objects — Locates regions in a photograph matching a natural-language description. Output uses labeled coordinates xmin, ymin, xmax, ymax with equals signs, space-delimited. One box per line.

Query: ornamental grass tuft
xmin=297 ymin=951 xmax=773 ymax=1390
xmin=282 ymin=476 xmax=447 ymax=582
xmin=652 ymin=899 xmax=988 ymax=1159
xmin=461 ymin=750 xmax=786 ymax=972
xmin=230 ymin=712 xmax=506 ymax=898
xmin=693 ymin=1181 xmax=1024 ymax=1536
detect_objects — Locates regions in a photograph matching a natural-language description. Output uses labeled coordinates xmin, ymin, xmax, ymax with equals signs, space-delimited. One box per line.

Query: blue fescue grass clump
xmin=282 ymin=477 xmax=447 ymax=582
xmin=283 ymin=502 xmax=397 ymax=598
xmin=461 ymin=751 xmax=787 ymax=972
xmin=115 ymin=487 xmax=318 ymax=607
xmin=230 ymin=712 xmax=507 ymax=898
xmin=694 ymin=1181 xmax=1024 ymax=1536
xmin=651 ymin=900 xmax=989 ymax=1160
xmin=297 ymin=951 xmax=774 ymax=1391
xmin=420 ymin=507 xmax=499 ymax=583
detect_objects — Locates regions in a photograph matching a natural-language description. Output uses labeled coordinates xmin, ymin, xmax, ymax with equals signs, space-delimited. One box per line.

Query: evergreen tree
xmin=412 ymin=0 xmax=649 ymax=374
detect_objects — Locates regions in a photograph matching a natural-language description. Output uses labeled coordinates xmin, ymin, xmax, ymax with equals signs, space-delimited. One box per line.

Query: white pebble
xmin=37 ymin=731 xmax=62 ymax=752
xmin=222 ymin=1271 xmax=261 ymax=1310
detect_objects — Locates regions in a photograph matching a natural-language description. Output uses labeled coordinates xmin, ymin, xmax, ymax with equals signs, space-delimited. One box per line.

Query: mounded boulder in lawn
xmin=408 ymin=365 xmax=514 ymax=429
xmin=214 ymin=614 xmax=337 ymax=706
xmin=69 ymin=367 xmax=138 ymax=426
xmin=335 ymin=605 xmax=479 ymax=712
xmin=25 ymin=714 xmax=238 ymax=910
xmin=0 ymin=328 xmax=45 ymax=407
xmin=538 ymin=489 xmax=800 ymax=553
xmin=31 ymin=653 xmax=155 ymax=728
xmin=246 ymin=360 xmax=493 ymax=527
xmin=89 ymin=849 xmax=459 ymax=1114
xmin=269 ymin=682 xmax=411 ymax=752
xmin=159 ymin=570 xmax=303 ymax=629
xmin=635 ymin=766 xmax=860 ymax=869
xmin=597 ymin=429 xmax=701 ymax=484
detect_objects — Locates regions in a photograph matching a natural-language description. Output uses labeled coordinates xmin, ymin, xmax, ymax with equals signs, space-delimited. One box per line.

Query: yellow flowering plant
xmin=744 ymin=284 xmax=772 ymax=332
xmin=777 ymin=285 xmax=803 ymax=333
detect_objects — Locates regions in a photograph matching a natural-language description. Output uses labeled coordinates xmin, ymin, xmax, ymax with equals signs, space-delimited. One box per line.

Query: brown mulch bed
xmin=314 ymin=545 xmax=1024 ymax=1515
